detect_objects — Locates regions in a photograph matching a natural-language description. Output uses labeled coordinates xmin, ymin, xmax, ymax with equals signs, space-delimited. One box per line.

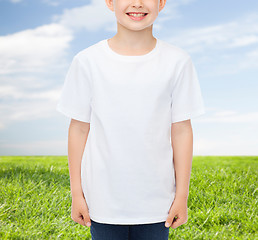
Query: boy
xmin=56 ymin=0 xmax=205 ymax=239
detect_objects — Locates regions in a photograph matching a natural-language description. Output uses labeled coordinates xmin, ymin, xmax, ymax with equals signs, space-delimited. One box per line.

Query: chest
xmin=90 ymin=58 xmax=175 ymax=101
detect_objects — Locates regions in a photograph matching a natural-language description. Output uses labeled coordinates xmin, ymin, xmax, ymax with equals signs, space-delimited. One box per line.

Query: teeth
xmin=128 ymin=13 xmax=146 ymax=17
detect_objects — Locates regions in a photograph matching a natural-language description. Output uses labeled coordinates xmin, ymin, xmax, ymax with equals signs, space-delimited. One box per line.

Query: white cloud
xmin=192 ymin=109 xmax=258 ymax=155
xmin=239 ymin=48 xmax=258 ymax=69
xmin=0 ymin=22 xmax=73 ymax=130
xmin=52 ymin=0 xmax=116 ymax=32
xmin=0 ymin=122 xmax=5 ymax=130
xmin=9 ymin=0 xmax=22 ymax=3
xmin=9 ymin=0 xmax=61 ymax=5
xmin=199 ymin=110 xmax=258 ymax=123
xmin=0 ymin=88 xmax=59 ymax=126
xmin=0 ymin=83 xmax=60 ymax=101
xmin=0 ymin=23 xmax=73 ymax=75
xmin=162 ymin=0 xmax=196 ymax=19
xmin=230 ymin=35 xmax=258 ymax=48
xmin=0 ymin=78 xmax=62 ymax=129
xmin=195 ymin=136 xmax=258 ymax=156
xmin=167 ymin=14 xmax=258 ymax=54
xmin=163 ymin=12 xmax=258 ymax=75
xmin=42 ymin=0 xmax=60 ymax=6
xmin=0 ymin=139 xmax=67 ymax=155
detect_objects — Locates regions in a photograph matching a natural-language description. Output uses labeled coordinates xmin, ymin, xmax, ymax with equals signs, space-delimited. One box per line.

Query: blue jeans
xmin=90 ymin=219 xmax=169 ymax=240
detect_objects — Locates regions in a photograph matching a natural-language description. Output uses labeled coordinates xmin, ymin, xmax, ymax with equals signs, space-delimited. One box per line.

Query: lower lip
xmin=127 ymin=14 xmax=148 ymax=21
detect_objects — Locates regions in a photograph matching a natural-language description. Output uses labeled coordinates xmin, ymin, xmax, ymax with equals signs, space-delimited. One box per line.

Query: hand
xmin=71 ymin=194 xmax=91 ymax=227
xmin=165 ymin=196 xmax=188 ymax=229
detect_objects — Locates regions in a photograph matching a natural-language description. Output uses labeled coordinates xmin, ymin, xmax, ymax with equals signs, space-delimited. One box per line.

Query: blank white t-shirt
xmin=56 ymin=38 xmax=205 ymax=224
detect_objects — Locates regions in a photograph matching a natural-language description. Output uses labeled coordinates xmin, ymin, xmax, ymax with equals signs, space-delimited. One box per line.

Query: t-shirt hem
xmin=56 ymin=103 xmax=91 ymax=123
xmin=171 ymin=107 xmax=206 ymax=123
xmin=89 ymin=214 xmax=167 ymax=225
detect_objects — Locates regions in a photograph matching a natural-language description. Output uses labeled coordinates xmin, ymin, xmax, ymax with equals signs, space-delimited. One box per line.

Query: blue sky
xmin=0 ymin=0 xmax=258 ymax=156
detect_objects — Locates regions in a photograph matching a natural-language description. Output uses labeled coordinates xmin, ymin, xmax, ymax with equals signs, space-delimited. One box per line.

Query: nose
xmin=131 ymin=0 xmax=144 ymax=8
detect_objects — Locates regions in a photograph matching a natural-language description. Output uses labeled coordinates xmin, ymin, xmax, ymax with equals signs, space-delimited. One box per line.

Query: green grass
xmin=0 ymin=156 xmax=257 ymax=239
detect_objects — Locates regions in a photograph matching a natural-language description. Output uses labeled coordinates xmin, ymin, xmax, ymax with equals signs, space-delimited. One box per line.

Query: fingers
xmin=165 ymin=215 xmax=188 ymax=229
xmin=82 ymin=209 xmax=91 ymax=227
xmin=165 ymin=207 xmax=176 ymax=228
xmin=71 ymin=210 xmax=91 ymax=227
xmin=165 ymin=214 xmax=176 ymax=228
xmin=72 ymin=214 xmax=86 ymax=226
xmin=170 ymin=217 xmax=180 ymax=229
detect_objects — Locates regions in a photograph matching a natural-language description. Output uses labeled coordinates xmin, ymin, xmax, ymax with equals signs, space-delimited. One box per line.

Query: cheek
xmin=115 ymin=4 xmax=127 ymax=18
xmin=149 ymin=8 xmax=159 ymax=19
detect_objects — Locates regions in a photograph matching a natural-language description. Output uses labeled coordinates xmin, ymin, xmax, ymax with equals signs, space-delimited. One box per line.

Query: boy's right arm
xmin=68 ymin=119 xmax=90 ymax=197
xmin=68 ymin=119 xmax=91 ymax=227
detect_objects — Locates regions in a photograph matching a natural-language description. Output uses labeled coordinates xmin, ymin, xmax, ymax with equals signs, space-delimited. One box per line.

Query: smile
xmin=126 ymin=13 xmax=148 ymax=21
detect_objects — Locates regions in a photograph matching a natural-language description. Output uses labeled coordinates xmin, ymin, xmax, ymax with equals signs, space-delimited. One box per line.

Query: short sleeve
xmin=56 ymin=55 xmax=92 ymax=123
xmin=171 ymin=56 xmax=205 ymax=123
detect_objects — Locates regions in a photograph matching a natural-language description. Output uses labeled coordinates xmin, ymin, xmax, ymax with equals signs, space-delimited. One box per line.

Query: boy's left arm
xmin=165 ymin=119 xmax=193 ymax=229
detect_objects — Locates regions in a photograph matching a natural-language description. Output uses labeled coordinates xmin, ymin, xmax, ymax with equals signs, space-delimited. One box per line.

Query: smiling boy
xmin=56 ymin=0 xmax=205 ymax=239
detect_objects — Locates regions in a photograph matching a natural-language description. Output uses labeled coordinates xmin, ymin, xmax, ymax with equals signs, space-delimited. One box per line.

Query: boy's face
xmin=106 ymin=0 xmax=166 ymax=31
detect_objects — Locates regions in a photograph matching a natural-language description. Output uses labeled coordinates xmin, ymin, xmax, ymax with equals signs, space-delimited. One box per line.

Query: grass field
xmin=0 ymin=156 xmax=257 ymax=239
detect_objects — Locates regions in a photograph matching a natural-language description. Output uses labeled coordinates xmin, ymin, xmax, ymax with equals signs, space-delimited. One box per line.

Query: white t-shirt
xmin=56 ymin=38 xmax=205 ymax=225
